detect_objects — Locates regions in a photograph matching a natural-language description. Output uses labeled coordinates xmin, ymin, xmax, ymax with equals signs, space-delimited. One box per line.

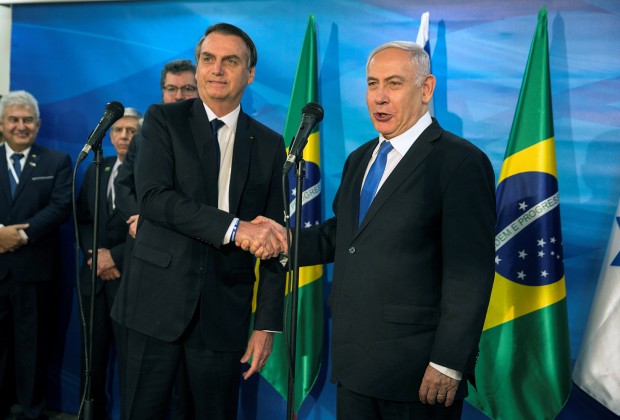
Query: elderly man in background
xmin=0 ymin=90 xmax=72 ymax=420
xmin=76 ymin=107 xmax=142 ymax=420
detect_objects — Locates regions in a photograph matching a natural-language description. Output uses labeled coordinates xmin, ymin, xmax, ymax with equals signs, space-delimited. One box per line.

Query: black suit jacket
xmin=76 ymin=156 xmax=128 ymax=296
xmin=0 ymin=144 xmax=72 ymax=282
xmin=298 ymin=119 xmax=496 ymax=402
xmin=111 ymin=99 xmax=286 ymax=351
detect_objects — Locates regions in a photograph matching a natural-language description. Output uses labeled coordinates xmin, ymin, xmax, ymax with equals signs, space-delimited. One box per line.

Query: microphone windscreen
xmin=302 ymin=102 xmax=324 ymax=122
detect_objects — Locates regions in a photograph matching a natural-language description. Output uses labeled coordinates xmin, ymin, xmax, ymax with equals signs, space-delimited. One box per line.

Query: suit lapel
xmin=189 ymin=99 xmax=219 ymax=206
xmin=228 ymin=111 xmax=252 ymax=215
xmin=0 ymin=145 xmax=11 ymax=204
xmin=355 ymin=120 xmax=442 ymax=234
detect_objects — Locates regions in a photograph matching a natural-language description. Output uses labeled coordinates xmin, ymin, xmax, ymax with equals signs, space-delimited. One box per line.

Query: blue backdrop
xmin=8 ymin=0 xmax=620 ymax=418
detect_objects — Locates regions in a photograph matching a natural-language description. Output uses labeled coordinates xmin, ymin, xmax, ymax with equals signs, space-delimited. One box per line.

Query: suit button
xmin=348 ymin=246 xmax=356 ymax=254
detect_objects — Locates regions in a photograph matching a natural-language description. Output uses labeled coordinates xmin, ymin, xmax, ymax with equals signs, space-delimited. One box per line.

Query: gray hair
xmin=0 ymin=90 xmax=40 ymax=120
xmin=118 ymin=107 xmax=143 ymax=128
xmin=366 ymin=41 xmax=431 ymax=87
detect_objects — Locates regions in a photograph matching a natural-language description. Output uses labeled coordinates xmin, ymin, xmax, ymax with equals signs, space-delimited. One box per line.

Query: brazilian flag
xmin=466 ymin=7 xmax=572 ymax=420
xmin=252 ymin=15 xmax=324 ymax=413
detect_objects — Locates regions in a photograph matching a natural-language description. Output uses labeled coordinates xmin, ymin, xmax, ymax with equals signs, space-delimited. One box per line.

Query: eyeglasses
xmin=162 ymin=85 xmax=198 ymax=95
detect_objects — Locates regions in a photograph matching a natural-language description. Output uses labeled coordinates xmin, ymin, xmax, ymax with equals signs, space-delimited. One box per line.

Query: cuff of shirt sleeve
xmin=429 ymin=362 xmax=462 ymax=381
xmin=223 ymin=218 xmax=240 ymax=245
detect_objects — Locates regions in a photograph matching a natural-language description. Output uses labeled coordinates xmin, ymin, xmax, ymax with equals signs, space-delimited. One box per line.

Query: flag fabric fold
xmin=415 ymin=11 xmax=434 ymax=116
xmin=255 ymin=14 xmax=324 ymax=413
xmin=573 ymin=198 xmax=620 ymax=415
xmin=466 ymin=7 xmax=572 ymax=420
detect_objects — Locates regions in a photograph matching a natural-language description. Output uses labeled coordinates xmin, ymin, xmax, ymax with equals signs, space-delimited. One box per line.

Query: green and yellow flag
xmin=466 ymin=7 xmax=572 ymax=419
xmin=256 ymin=15 xmax=324 ymax=413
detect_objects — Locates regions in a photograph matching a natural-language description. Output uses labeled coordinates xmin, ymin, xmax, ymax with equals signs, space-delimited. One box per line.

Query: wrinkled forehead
xmin=2 ymin=105 xmax=38 ymax=119
xmin=201 ymin=33 xmax=251 ymax=65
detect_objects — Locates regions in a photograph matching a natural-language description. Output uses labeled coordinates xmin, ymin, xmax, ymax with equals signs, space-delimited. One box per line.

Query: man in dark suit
xmin=111 ymin=23 xmax=287 ymax=419
xmin=115 ymin=59 xmax=198 ymax=239
xmin=0 ymin=90 xmax=72 ymax=420
xmin=76 ymin=107 xmax=142 ymax=419
xmin=113 ymin=58 xmax=198 ymax=420
xmin=251 ymin=41 xmax=496 ymax=419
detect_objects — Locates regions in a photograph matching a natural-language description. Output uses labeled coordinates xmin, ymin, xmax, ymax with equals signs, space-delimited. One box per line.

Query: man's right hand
xmin=0 ymin=223 xmax=29 ymax=253
xmin=127 ymin=214 xmax=139 ymax=238
xmin=235 ymin=217 xmax=287 ymax=260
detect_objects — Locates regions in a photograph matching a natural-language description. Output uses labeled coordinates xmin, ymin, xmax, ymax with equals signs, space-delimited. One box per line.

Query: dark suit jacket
xmin=0 ymin=144 xmax=72 ymax=282
xmin=298 ymin=119 xmax=496 ymax=402
xmin=76 ymin=156 xmax=128 ymax=296
xmin=111 ymin=99 xmax=286 ymax=351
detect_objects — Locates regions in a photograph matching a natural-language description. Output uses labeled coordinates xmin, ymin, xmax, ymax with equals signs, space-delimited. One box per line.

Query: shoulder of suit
xmin=240 ymin=111 xmax=283 ymax=143
xmin=30 ymin=143 xmax=71 ymax=162
xmin=435 ymin=129 xmax=487 ymax=157
xmin=146 ymin=99 xmax=194 ymax=118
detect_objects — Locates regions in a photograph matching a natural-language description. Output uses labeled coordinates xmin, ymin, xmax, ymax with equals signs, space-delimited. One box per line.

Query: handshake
xmin=234 ymin=216 xmax=289 ymax=260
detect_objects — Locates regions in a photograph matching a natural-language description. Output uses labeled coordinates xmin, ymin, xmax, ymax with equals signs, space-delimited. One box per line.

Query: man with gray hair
xmin=0 ymin=90 xmax=72 ymax=419
xmin=306 ymin=40 xmax=495 ymax=419
xmin=250 ymin=40 xmax=496 ymax=419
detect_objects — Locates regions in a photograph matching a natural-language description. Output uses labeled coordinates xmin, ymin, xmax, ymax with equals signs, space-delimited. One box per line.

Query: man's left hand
xmin=240 ymin=330 xmax=274 ymax=380
xmin=418 ymin=364 xmax=460 ymax=407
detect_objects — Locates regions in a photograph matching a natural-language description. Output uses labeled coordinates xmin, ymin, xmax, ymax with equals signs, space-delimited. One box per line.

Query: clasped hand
xmin=234 ymin=216 xmax=288 ymax=260
xmin=0 ymin=224 xmax=29 ymax=253
xmin=87 ymin=248 xmax=121 ymax=280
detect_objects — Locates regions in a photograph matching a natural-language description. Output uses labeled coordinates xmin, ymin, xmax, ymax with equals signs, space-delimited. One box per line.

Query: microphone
xmin=77 ymin=101 xmax=125 ymax=164
xmin=282 ymin=102 xmax=324 ymax=174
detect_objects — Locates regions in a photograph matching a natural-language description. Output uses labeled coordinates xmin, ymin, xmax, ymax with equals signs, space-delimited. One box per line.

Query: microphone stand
xmin=83 ymin=146 xmax=104 ymax=420
xmin=286 ymin=158 xmax=305 ymax=420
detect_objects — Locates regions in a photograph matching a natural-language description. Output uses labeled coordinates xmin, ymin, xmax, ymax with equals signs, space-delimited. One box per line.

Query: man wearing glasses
xmin=113 ymin=59 xmax=198 ymax=419
xmin=115 ymin=59 xmax=198 ymax=232
xmin=161 ymin=61 xmax=198 ymax=102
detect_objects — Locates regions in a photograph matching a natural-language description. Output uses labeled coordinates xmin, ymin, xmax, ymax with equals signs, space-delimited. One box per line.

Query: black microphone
xmin=283 ymin=102 xmax=324 ymax=174
xmin=77 ymin=101 xmax=125 ymax=164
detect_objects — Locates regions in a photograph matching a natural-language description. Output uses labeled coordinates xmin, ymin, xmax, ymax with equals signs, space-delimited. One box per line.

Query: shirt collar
xmin=203 ymin=103 xmax=240 ymax=133
xmin=4 ymin=143 xmax=32 ymax=161
xmin=378 ymin=111 xmax=432 ymax=156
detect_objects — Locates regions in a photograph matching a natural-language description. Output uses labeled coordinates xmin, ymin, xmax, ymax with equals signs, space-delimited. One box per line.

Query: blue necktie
xmin=358 ymin=141 xmax=393 ymax=227
xmin=9 ymin=153 xmax=24 ymax=196
xmin=211 ymin=119 xmax=225 ymax=172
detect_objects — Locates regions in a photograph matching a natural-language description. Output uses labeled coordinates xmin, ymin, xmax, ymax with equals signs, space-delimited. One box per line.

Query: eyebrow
xmin=201 ymin=51 xmax=241 ymax=61
xmin=367 ymin=75 xmax=405 ymax=82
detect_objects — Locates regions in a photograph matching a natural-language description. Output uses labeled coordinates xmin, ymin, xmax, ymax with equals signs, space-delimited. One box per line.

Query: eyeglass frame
xmin=162 ymin=85 xmax=198 ymax=95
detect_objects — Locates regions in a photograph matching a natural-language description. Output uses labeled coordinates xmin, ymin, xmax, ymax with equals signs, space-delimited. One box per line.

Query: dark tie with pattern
xmin=9 ymin=153 xmax=24 ymax=196
xmin=358 ymin=141 xmax=393 ymax=227
xmin=211 ymin=119 xmax=225 ymax=172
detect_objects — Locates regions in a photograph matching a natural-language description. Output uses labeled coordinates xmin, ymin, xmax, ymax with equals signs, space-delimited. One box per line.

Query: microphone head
xmin=302 ymin=102 xmax=324 ymax=123
xmin=105 ymin=101 xmax=125 ymax=120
